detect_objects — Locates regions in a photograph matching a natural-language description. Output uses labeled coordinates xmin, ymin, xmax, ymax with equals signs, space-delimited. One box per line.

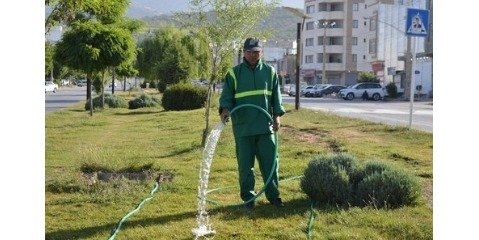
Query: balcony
xmin=324 ymin=62 xmax=345 ymax=71
xmin=318 ymin=11 xmax=345 ymax=20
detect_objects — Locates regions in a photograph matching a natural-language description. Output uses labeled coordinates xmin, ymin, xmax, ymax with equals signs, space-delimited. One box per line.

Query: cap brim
xmin=245 ymin=47 xmax=262 ymax=51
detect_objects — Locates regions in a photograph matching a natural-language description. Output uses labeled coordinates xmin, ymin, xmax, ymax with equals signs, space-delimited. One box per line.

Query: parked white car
xmin=45 ymin=81 xmax=58 ymax=93
xmin=339 ymin=82 xmax=387 ymax=101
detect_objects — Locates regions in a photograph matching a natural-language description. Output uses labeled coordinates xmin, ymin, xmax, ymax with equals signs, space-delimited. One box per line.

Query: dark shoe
xmin=244 ymin=201 xmax=255 ymax=210
xmin=271 ymin=198 xmax=284 ymax=208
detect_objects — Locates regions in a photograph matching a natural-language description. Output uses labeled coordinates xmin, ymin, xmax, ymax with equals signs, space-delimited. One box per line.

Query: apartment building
xmin=299 ymin=0 xmax=432 ymax=96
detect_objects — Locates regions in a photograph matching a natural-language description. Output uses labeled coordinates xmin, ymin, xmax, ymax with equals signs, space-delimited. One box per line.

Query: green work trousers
xmin=235 ymin=133 xmax=279 ymax=203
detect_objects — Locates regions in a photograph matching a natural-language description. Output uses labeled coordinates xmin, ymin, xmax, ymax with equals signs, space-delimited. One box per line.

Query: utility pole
xmin=295 ymin=23 xmax=301 ymax=110
xmin=283 ymin=7 xmax=311 ymax=110
xmin=404 ymin=36 xmax=412 ymax=99
xmin=321 ymin=21 xmax=335 ymax=84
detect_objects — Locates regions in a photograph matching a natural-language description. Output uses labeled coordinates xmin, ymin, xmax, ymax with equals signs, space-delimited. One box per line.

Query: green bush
xmin=300 ymin=154 xmax=421 ymax=209
xmin=300 ymin=153 xmax=356 ymax=206
xmin=358 ymin=71 xmax=379 ymax=83
xmin=85 ymin=94 xmax=128 ymax=110
xmin=350 ymin=161 xmax=389 ymax=205
xmin=386 ymin=82 xmax=398 ymax=98
xmin=128 ymin=94 xmax=161 ymax=109
xmin=157 ymin=81 xmax=167 ymax=93
xmin=356 ymin=162 xmax=421 ymax=208
xmin=162 ymin=84 xmax=207 ymax=111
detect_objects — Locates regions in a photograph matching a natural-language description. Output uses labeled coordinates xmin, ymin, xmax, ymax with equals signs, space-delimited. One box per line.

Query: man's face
xmin=244 ymin=50 xmax=262 ymax=64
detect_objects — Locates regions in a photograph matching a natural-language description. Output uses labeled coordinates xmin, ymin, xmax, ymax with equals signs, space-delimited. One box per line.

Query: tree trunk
xmin=86 ymin=76 xmax=91 ymax=101
xmin=87 ymin=74 xmax=93 ymax=116
xmin=201 ymin=84 xmax=213 ymax=147
xmin=111 ymin=67 xmax=116 ymax=95
xmin=101 ymin=70 xmax=106 ymax=109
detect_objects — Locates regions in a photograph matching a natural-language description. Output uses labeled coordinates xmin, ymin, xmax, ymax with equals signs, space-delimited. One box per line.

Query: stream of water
xmin=192 ymin=121 xmax=225 ymax=239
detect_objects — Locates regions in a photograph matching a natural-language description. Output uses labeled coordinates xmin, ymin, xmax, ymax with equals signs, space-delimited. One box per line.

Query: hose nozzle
xmin=221 ymin=116 xmax=230 ymax=124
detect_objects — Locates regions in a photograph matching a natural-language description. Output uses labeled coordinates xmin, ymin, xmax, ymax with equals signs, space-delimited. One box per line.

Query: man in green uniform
xmin=219 ymin=37 xmax=286 ymax=209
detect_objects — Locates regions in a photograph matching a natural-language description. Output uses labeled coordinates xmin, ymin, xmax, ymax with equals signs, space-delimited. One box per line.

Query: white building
xmin=299 ymin=0 xmax=432 ymax=97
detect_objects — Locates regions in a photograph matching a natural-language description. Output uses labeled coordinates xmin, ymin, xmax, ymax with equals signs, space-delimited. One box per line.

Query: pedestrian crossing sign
xmin=406 ymin=8 xmax=430 ymax=37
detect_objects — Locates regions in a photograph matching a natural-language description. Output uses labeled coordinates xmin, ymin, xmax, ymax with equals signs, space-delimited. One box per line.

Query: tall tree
xmin=54 ymin=21 xmax=135 ymax=115
xmin=178 ymin=0 xmax=280 ymax=146
xmin=45 ymin=42 xmax=55 ymax=81
xmin=136 ymin=26 xmax=208 ymax=86
xmin=45 ymin=0 xmax=130 ymax=34
xmin=116 ymin=62 xmax=139 ymax=92
xmin=46 ymin=0 xmax=141 ymax=107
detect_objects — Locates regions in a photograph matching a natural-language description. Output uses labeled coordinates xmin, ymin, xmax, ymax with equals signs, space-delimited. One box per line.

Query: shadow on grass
xmin=45 ymin=197 xmax=317 ymax=239
xmin=45 ymin=210 xmax=196 ymax=240
xmin=157 ymin=144 xmax=202 ymax=158
xmin=211 ymin=197 xmax=313 ymax=220
xmin=114 ymin=109 xmax=163 ymax=116
xmin=68 ymin=109 xmax=86 ymax=113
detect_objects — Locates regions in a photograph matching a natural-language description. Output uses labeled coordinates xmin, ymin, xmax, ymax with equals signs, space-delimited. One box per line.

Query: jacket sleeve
xmin=219 ymin=69 xmax=235 ymax=114
xmin=271 ymin=67 xmax=285 ymax=117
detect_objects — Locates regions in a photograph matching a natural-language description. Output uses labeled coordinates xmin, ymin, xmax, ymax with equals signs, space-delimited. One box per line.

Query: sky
xmin=2 ymin=0 xmax=479 ymax=238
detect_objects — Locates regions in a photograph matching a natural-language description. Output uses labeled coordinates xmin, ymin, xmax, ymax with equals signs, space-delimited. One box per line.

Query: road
xmin=45 ymin=88 xmax=433 ymax=133
xmin=282 ymin=95 xmax=433 ymax=133
xmin=45 ymin=85 xmax=126 ymax=112
xmin=45 ymin=86 xmax=87 ymax=112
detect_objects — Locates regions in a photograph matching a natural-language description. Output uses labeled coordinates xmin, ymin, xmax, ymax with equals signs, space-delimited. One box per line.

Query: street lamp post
xmin=321 ymin=21 xmax=335 ymax=84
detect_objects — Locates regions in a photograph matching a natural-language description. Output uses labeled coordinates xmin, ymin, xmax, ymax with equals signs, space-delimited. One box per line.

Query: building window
xmin=352 ymin=54 xmax=357 ymax=63
xmin=317 ymin=36 xmax=324 ymax=45
xmin=398 ymin=0 xmax=404 ymax=5
xmin=330 ymin=3 xmax=344 ymax=11
xmin=353 ymin=3 xmax=358 ymax=11
xmin=306 ymin=5 xmax=315 ymax=14
xmin=364 ymin=38 xmax=366 ymax=43
xmin=369 ymin=39 xmax=377 ymax=54
xmin=317 ymin=53 xmax=322 ymax=63
xmin=318 ymin=3 xmax=327 ymax=12
xmin=352 ymin=20 xmax=358 ymax=28
xmin=305 ymin=55 xmax=314 ymax=63
xmin=305 ymin=38 xmax=314 ymax=46
xmin=306 ymin=21 xmax=315 ymax=30
xmin=330 ymin=37 xmax=343 ymax=45
xmin=369 ymin=17 xmax=377 ymax=31
xmin=352 ymin=37 xmax=358 ymax=45
xmin=363 ymin=55 xmax=366 ymax=60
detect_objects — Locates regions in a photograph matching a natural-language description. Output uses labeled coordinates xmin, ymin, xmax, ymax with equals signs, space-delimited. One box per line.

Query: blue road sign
xmin=406 ymin=8 xmax=430 ymax=37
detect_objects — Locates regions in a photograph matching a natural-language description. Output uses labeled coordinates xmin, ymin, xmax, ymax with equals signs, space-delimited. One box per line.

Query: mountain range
xmin=46 ymin=1 xmax=304 ymax=46
xmin=126 ymin=0 xmax=303 ymax=18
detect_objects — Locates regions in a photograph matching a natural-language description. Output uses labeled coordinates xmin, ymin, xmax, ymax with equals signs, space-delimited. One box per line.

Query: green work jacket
xmin=219 ymin=58 xmax=285 ymax=137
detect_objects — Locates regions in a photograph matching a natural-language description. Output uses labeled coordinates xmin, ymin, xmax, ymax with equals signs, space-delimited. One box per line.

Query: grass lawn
xmin=45 ymin=91 xmax=432 ymax=239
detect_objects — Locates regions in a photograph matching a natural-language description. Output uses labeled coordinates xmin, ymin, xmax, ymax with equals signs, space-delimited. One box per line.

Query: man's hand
xmin=220 ymin=108 xmax=230 ymax=123
xmin=272 ymin=116 xmax=281 ymax=132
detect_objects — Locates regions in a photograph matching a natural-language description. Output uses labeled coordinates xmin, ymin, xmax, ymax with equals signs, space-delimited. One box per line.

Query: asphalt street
xmin=282 ymin=95 xmax=433 ymax=133
xmin=45 ymin=87 xmax=432 ymax=133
